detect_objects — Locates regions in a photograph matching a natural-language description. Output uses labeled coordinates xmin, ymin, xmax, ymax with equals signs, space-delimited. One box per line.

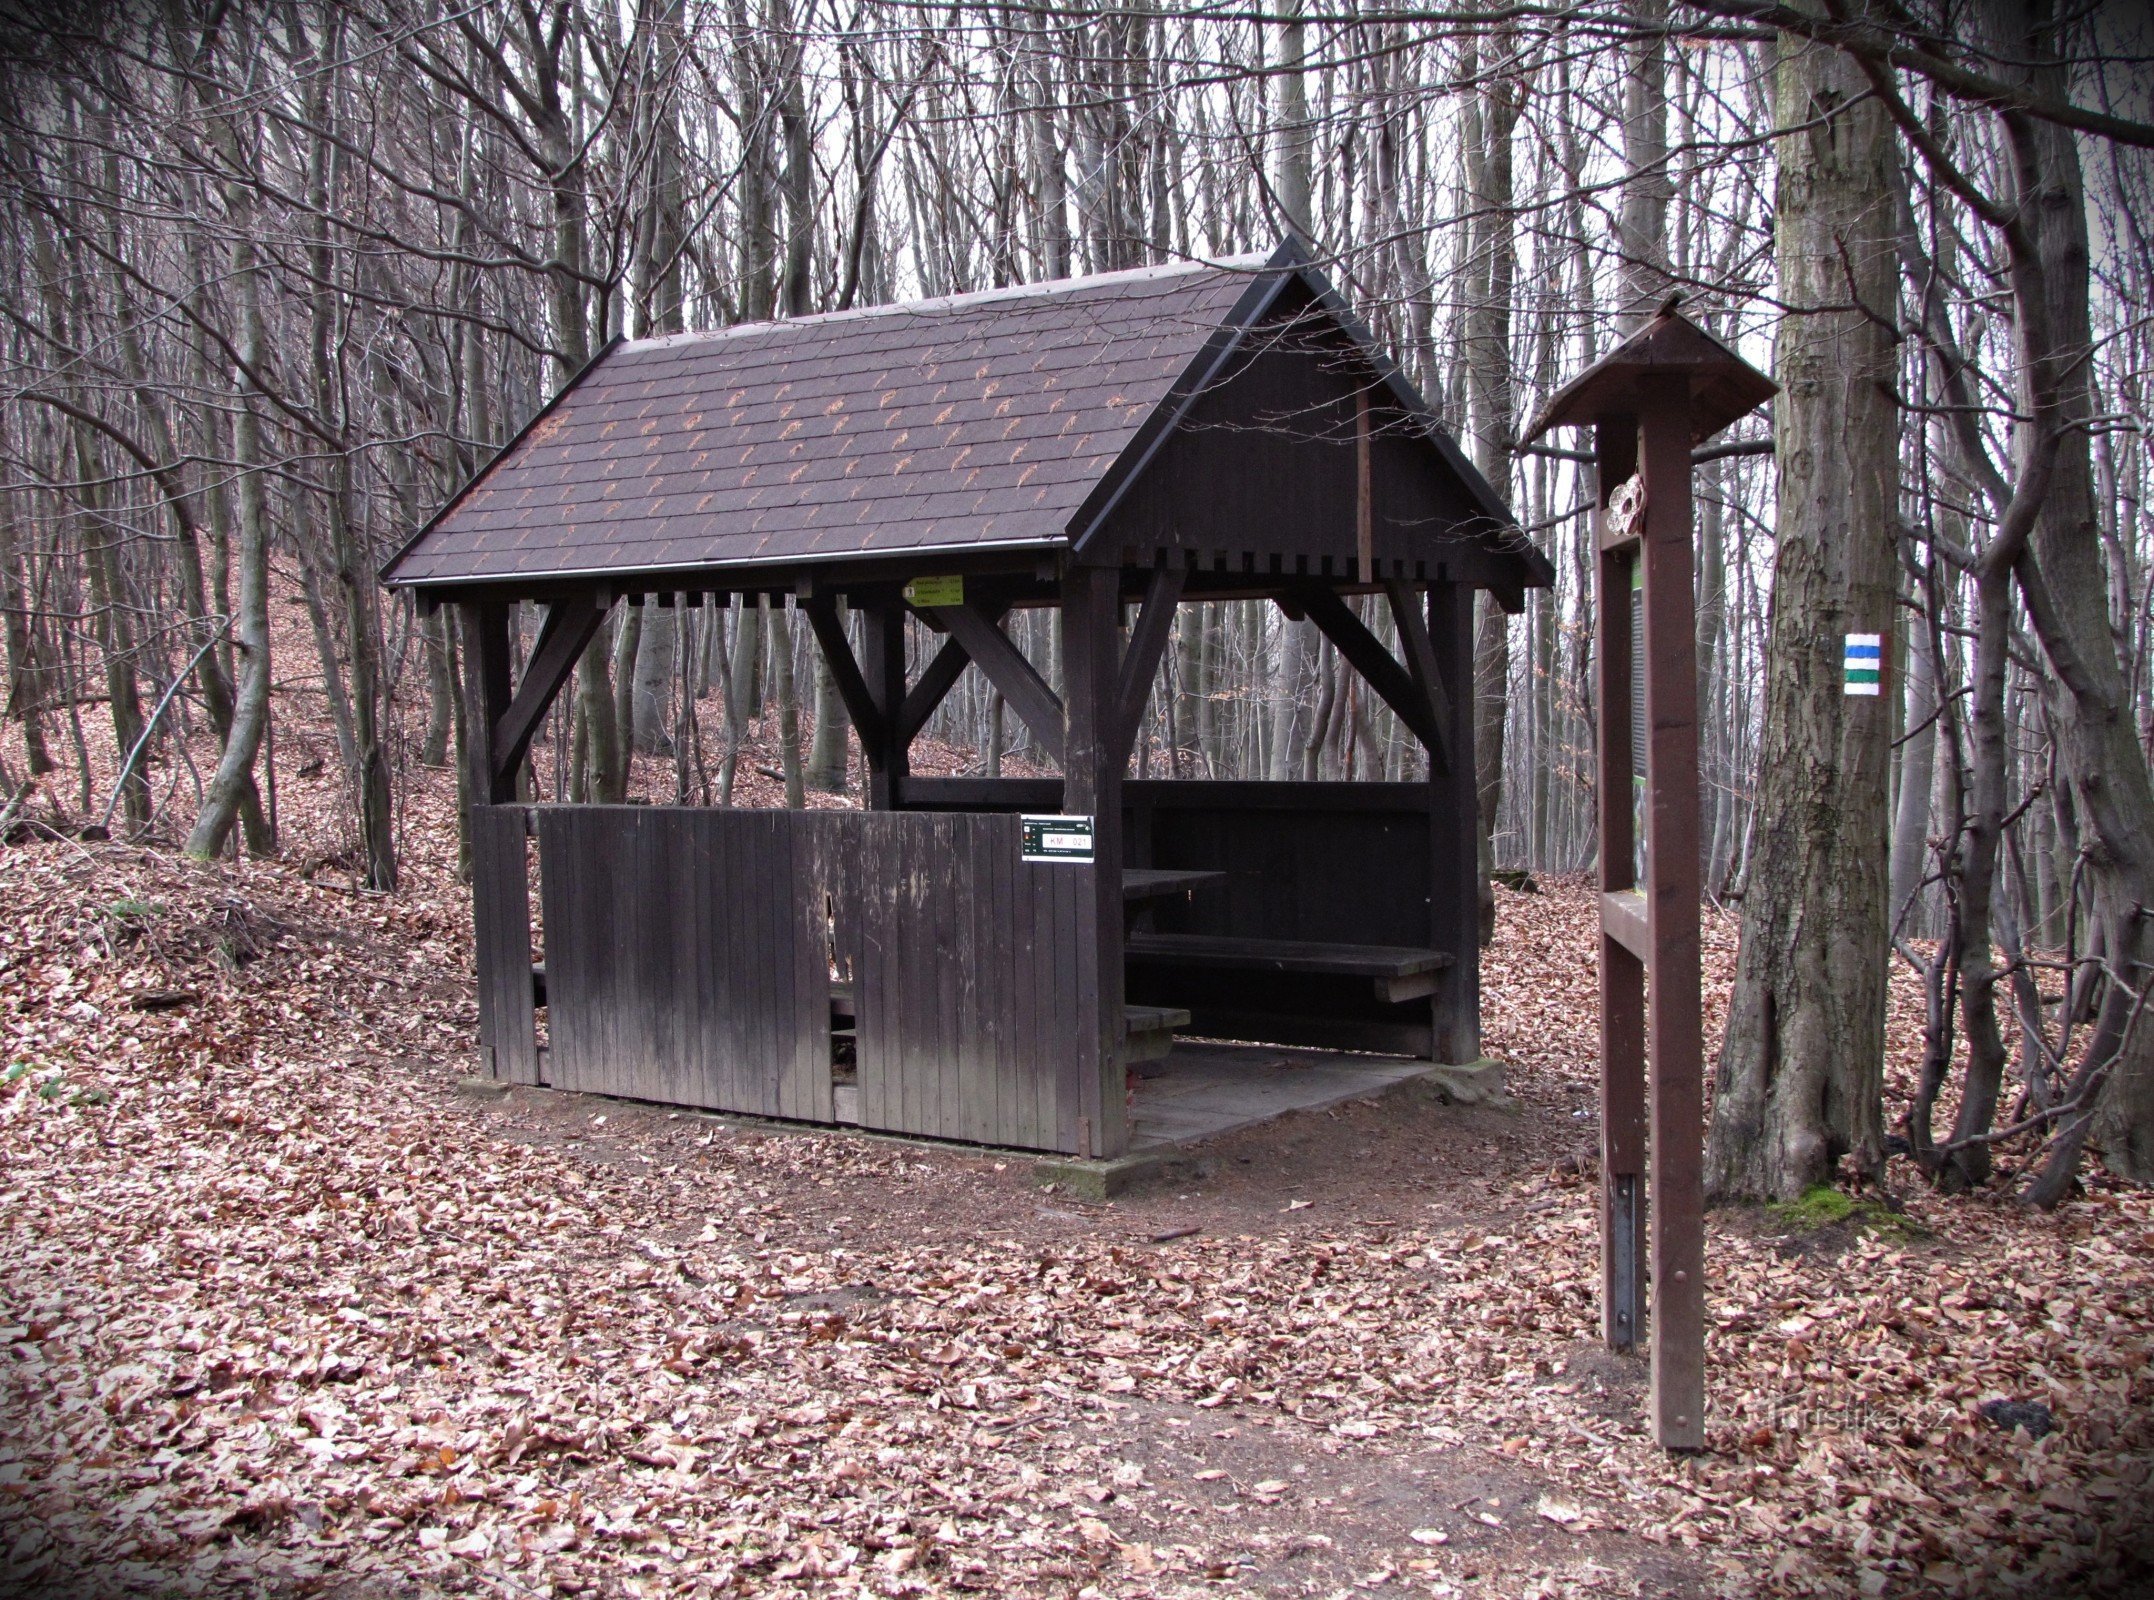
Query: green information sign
xmin=903 ymin=574 xmax=964 ymax=608
xmin=1020 ymin=814 xmax=1095 ymax=864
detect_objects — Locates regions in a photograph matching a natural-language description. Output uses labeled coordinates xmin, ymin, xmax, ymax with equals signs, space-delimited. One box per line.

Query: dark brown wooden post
xmin=1525 ymin=306 xmax=1776 ymax=1454
xmin=1637 ymin=377 xmax=1705 ymax=1449
xmin=457 ymin=598 xmax=539 ymax=1085
xmin=459 ymin=598 xmax=515 ymax=805
xmin=1060 ymin=562 xmax=1125 ymax=1157
xmin=1594 ymin=418 xmax=1647 ymax=1357
xmin=861 ymin=590 xmax=909 ymax=811
xmin=1428 ymin=578 xmax=1480 ymax=1062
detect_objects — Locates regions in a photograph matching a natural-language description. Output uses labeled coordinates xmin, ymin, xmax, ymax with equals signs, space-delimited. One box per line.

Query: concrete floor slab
xmin=1127 ymin=1040 xmax=1435 ymax=1148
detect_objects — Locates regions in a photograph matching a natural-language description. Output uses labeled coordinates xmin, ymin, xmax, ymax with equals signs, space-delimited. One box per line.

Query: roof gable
xmin=382 ymin=240 xmax=1542 ymax=593
xmin=1081 ymin=273 xmax=1552 ymax=590
xmin=1524 ymin=304 xmax=1777 ymax=444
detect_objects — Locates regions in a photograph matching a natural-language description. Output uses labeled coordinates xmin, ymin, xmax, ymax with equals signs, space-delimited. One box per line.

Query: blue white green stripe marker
xmin=1844 ymin=633 xmax=1882 ymax=697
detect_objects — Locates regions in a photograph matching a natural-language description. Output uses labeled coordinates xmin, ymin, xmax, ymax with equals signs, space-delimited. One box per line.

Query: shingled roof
xmin=384 ymin=239 xmax=1524 ymax=590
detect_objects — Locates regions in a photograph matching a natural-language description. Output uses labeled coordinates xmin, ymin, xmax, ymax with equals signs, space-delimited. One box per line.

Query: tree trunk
xmin=422 ymin=608 xmax=454 ymax=767
xmin=1706 ymin=18 xmax=1897 ymax=1202
xmin=805 ymin=600 xmax=850 ymax=792
xmin=1464 ymin=24 xmax=1521 ymax=935
xmin=75 ymin=426 xmax=149 ymax=837
xmin=613 ymin=600 xmax=644 ymax=761
xmin=631 ymin=601 xmax=678 ymax=755
xmin=719 ymin=594 xmax=758 ymax=803
xmin=1617 ymin=0 xmax=1674 ymax=326
xmin=1889 ymin=588 xmax=1938 ymax=933
xmin=770 ymin=598 xmax=805 ymax=807
xmin=578 ymin=613 xmax=625 ymax=805
xmin=186 ymin=221 xmax=272 ymax=860
xmin=1984 ymin=0 xmax=2154 ymax=1192
xmin=1262 ymin=0 xmax=1315 ymax=780
xmin=0 ymin=453 xmax=54 ymax=778
xmin=330 ymin=463 xmax=396 ymax=890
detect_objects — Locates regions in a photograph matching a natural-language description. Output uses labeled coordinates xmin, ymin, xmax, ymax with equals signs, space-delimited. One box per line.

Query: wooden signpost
xmin=1526 ymin=305 xmax=1776 ymax=1451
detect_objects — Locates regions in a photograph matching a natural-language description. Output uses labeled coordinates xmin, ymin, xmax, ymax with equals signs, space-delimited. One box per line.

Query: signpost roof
xmin=1523 ymin=303 xmax=1777 ymax=444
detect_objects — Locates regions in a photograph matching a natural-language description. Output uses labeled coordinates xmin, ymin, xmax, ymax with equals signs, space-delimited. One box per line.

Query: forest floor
xmin=2 ymin=735 xmax=2153 ymax=1599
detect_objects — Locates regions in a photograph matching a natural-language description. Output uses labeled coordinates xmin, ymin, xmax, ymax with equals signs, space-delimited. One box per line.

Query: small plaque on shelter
xmin=1020 ymin=814 xmax=1095 ymax=864
xmin=904 ymin=575 xmax=964 ymax=608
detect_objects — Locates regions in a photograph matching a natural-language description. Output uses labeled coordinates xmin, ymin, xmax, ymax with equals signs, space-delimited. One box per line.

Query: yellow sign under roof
xmin=903 ymin=575 xmax=964 ymax=608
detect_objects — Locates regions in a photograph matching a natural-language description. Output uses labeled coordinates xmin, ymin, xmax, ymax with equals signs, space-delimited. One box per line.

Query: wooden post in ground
xmin=1427 ymin=578 xmax=1481 ymax=1064
xmin=457 ymin=597 xmax=538 ymax=1085
xmin=1591 ymin=420 xmax=1647 ymax=1357
xmin=860 ymin=589 xmax=910 ymax=811
xmin=1059 ymin=561 xmax=1126 ymax=1159
xmin=1636 ymin=375 xmax=1705 ymax=1450
xmin=1524 ymin=306 xmax=1776 ymax=1453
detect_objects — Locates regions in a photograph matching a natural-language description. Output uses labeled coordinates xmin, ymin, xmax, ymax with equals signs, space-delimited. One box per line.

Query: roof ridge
xmin=627 ymin=251 xmax=1275 ymax=353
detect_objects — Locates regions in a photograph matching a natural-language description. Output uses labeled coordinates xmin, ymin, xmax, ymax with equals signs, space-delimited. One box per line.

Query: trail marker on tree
xmin=1526 ymin=305 xmax=1775 ymax=1452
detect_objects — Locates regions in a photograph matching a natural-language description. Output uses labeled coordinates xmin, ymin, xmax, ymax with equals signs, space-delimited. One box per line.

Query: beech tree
xmin=1706 ymin=13 xmax=1899 ymax=1203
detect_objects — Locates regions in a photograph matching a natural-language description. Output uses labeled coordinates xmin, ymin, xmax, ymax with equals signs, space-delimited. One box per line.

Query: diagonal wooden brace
xmin=802 ymin=593 xmax=888 ymax=754
xmin=492 ymin=592 xmax=607 ymax=789
xmin=1114 ymin=566 xmax=1186 ymax=767
xmin=1292 ymin=585 xmax=1442 ymax=759
xmin=899 ymin=598 xmax=1013 ymax=745
xmin=930 ymin=603 xmax=1064 ymax=765
xmin=1383 ymin=579 xmax=1454 ymax=773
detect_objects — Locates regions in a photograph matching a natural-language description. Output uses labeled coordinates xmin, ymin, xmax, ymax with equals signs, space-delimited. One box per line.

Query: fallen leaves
xmin=0 ymin=824 xmax=2148 ymax=1598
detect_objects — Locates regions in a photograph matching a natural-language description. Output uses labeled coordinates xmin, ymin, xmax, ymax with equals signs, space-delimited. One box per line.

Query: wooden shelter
xmin=384 ymin=238 xmax=1550 ymax=1160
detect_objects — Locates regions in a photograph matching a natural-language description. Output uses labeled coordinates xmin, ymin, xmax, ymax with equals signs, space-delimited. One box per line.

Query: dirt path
xmin=468 ymin=1075 xmax=1713 ymax=1596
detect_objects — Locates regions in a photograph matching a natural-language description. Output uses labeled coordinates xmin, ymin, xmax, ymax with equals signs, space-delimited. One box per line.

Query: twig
xmin=0 ymin=778 xmax=31 ymax=840
xmin=101 ymin=620 xmax=232 ymax=833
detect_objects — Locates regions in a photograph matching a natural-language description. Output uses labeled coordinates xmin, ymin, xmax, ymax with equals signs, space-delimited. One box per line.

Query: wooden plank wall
xmin=536 ymin=807 xmax=829 ymax=1123
xmin=470 ymin=804 xmax=541 ymax=1084
xmin=530 ymin=807 xmax=1098 ymax=1154
xmin=1132 ymin=781 xmax=1434 ymax=946
xmin=831 ymin=811 xmax=1091 ymax=1152
xmin=899 ymin=775 xmax=1467 ymax=1059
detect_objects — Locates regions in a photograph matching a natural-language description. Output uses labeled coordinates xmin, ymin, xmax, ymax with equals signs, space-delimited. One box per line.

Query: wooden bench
xmin=828 ymin=982 xmax=1187 ymax=1066
xmin=1123 ymin=933 xmax=1452 ymax=1004
xmin=1124 ymin=1002 xmax=1192 ymax=1065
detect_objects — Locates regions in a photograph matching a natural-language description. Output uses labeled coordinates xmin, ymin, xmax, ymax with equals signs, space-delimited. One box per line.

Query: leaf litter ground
xmin=2 ymin=771 xmax=2151 ymax=1598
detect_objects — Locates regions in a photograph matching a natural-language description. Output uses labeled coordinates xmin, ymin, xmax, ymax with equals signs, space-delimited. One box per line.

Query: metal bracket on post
xmin=1608 ymin=1173 xmax=1639 ymax=1350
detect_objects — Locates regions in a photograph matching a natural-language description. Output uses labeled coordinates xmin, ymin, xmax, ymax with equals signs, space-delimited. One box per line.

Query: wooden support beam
xmin=1594 ymin=413 xmax=1647 ymax=1362
xmin=1485 ymin=575 xmax=1527 ymax=615
xmin=1292 ymin=586 xmax=1442 ymax=757
xmin=1638 ymin=376 xmax=1706 ymax=1452
xmin=861 ymin=594 xmax=909 ymax=810
xmin=930 ymin=603 xmax=1064 ymax=766
xmin=1059 ymin=564 xmax=1125 ymax=1158
xmin=1382 ymin=579 xmax=1453 ymax=772
xmin=455 ymin=597 xmax=538 ymax=1088
xmin=1113 ymin=566 xmax=1186 ymax=765
xmin=898 ymin=599 xmax=1012 ymax=744
xmin=1599 ymin=889 xmax=1650 ymax=964
xmin=459 ymin=598 xmax=516 ymax=805
xmin=1426 ymin=579 xmax=1480 ymax=1063
xmin=491 ymin=593 xmax=606 ymax=791
xmin=801 ymin=593 xmax=888 ymax=754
